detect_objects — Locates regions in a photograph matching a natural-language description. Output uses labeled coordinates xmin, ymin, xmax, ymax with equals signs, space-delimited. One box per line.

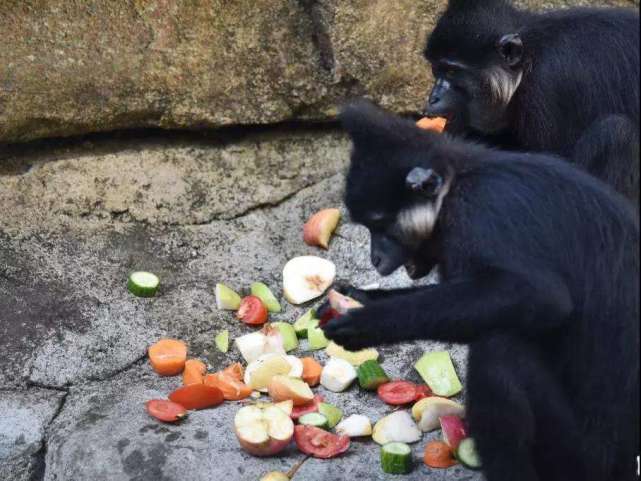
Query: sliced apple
xmin=440 ymin=415 xmax=468 ymax=451
xmin=255 ymin=400 xmax=294 ymax=417
xmin=303 ymin=208 xmax=341 ymax=249
xmin=244 ymin=353 xmax=303 ymax=392
xmin=215 ymin=283 xmax=241 ymax=310
xmin=268 ymin=375 xmax=314 ymax=406
xmin=328 ymin=289 xmax=363 ymax=314
xmin=412 ymin=396 xmax=465 ymax=432
xmin=234 ymin=404 xmax=294 ymax=457
xmin=261 ymin=473 xmax=290 ymax=481
xmin=372 ymin=411 xmax=422 ymax=445
xmin=271 ymin=322 xmax=299 ymax=352
xmin=235 ymin=326 xmax=285 ymax=364
xmin=282 ymin=256 xmax=336 ymax=305
xmin=336 ymin=414 xmax=372 ymax=437
xmin=320 ymin=357 xmax=357 ymax=392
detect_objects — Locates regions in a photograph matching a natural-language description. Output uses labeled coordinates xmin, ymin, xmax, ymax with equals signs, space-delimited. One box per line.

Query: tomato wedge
xmin=236 ymin=296 xmax=268 ymax=326
xmin=294 ymin=425 xmax=350 ymax=459
xmin=291 ymin=394 xmax=324 ymax=420
xmin=414 ymin=384 xmax=432 ymax=401
xmin=168 ymin=383 xmax=224 ymax=410
xmin=377 ymin=381 xmax=419 ymax=405
xmin=145 ymin=399 xmax=187 ymax=422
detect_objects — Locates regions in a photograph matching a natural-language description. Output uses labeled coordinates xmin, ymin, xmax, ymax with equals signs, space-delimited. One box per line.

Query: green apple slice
xmin=215 ymin=330 xmax=229 ymax=353
xmin=293 ymin=309 xmax=317 ymax=338
xmin=251 ymin=282 xmax=282 ymax=312
xmin=215 ymin=283 xmax=241 ymax=310
xmin=317 ymin=402 xmax=343 ymax=428
xmin=271 ymin=322 xmax=299 ymax=352
xmin=307 ymin=323 xmax=329 ymax=350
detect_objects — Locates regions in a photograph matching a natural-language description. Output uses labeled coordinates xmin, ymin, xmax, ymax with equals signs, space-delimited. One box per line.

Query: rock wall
xmin=0 ymin=0 xmax=637 ymax=143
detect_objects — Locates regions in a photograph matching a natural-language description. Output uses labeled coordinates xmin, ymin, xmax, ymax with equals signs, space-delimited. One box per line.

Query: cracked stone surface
xmin=0 ymin=127 xmax=480 ymax=480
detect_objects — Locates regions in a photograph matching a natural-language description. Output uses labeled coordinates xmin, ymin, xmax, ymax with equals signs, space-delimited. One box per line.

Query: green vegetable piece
xmin=414 ymin=351 xmax=462 ymax=397
xmin=298 ymin=412 xmax=329 ymax=430
xmin=127 ymin=271 xmax=160 ymax=298
xmin=317 ymin=402 xmax=343 ymax=428
xmin=381 ymin=442 xmax=413 ymax=474
xmin=215 ymin=283 xmax=241 ymax=310
xmin=456 ymin=438 xmax=482 ymax=470
xmin=250 ymin=282 xmax=282 ymax=312
xmin=293 ymin=309 xmax=317 ymax=338
xmin=215 ymin=330 xmax=229 ymax=353
xmin=271 ymin=322 xmax=299 ymax=352
xmin=357 ymin=360 xmax=389 ymax=390
xmin=307 ymin=323 xmax=329 ymax=350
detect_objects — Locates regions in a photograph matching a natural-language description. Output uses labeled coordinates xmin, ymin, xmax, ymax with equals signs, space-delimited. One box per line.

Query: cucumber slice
xmin=293 ymin=309 xmax=317 ymax=338
xmin=271 ymin=322 xmax=299 ymax=352
xmin=357 ymin=360 xmax=389 ymax=390
xmin=215 ymin=283 xmax=241 ymax=310
xmin=250 ymin=282 xmax=282 ymax=312
xmin=298 ymin=412 xmax=329 ymax=429
xmin=456 ymin=438 xmax=482 ymax=470
xmin=381 ymin=442 xmax=412 ymax=474
xmin=127 ymin=271 xmax=160 ymax=297
xmin=214 ymin=330 xmax=229 ymax=353
xmin=307 ymin=323 xmax=329 ymax=350
xmin=317 ymin=402 xmax=343 ymax=428
xmin=414 ymin=351 xmax=462 ymax=397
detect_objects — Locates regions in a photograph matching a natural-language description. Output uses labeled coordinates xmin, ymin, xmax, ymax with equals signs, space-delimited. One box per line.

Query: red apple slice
xmin=303 ymin=208 xmax=341 ymax=249
xmin=235 ymin=404 xmax=294 ymax=457
xmin=440 ymin=415 xmax=468 ymax=451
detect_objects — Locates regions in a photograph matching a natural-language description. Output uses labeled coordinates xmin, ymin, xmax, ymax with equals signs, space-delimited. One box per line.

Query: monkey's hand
xmin=315 ymin=282 xmax=371 ymax=322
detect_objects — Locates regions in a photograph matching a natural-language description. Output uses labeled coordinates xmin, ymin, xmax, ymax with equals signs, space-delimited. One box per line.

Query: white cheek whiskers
xmin=486 ymin=67 xmax=523 ymax=106
xmin=398 ymin=178 xmax=451 ymax=243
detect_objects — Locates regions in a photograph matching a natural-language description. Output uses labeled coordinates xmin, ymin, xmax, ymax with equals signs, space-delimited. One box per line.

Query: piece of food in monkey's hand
xmin=327 ymin=289 xmax=363 ymax=314
xmin=414 ymin=351 xmax=463 ymax=397
xmin=416 ymin=117 xmax=447 ymax=133
xmin=282 ymin=256 xmax=336 ymax=305
xmin=303 ymin=208 xmax=341 ymax=249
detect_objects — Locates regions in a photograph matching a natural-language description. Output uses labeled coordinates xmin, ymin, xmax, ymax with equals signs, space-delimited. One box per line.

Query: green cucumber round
xmin=298 ymin=412 xmax=329 ymax=429
xmin=127 ymin=271 xmax=160 ymax=298
xmin=456 ymin=438 xmax=482 ymax=470
xmin=381 ymin=442 xmax=412 ymax=474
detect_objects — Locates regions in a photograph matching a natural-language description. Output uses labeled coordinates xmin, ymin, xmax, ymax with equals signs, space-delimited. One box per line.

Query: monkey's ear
xmin=405 ymin=167 xmax=443 ymax=198
xmin=497 ymin=33 xmax=523 ymax=67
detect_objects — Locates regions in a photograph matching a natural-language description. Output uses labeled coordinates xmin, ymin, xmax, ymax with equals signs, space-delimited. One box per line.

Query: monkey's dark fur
xmin=424 ymin=0 xmax=640 ymax=203
xmin=323 ymin=101 xmax=640 ymax=481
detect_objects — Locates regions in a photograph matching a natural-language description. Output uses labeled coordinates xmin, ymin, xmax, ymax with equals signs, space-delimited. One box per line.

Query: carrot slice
xmin=301 ymin=357 xmax=322 ymax=387
xmin=168 ymin=383 xmax=224 ymax=410
xmin=424 ymin=440 xmax=458 ymax=468
xmin=183 ymin=359 xmax=207 ymax=385
xmin=222 ymin=362 xmax=244 ymax=382
xmin=148 ymin=339 xmax=187 ymax=376
xmin=416 ymin=117 xmax=447 ymax=133
xmin=204 ymin=372 xmax=252 ymax=401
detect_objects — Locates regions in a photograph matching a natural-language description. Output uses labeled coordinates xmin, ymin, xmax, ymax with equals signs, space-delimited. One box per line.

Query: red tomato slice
xmin=236 ymin=296 xmax=268 ymax=326
xmin=145 ymin=399 xmax=187 ymax=422
xmin=291 ymin=394 xmax=324 ymax=420
xmin=377 ymin=381 xmax=419 ymax=405
xmin=168 ymin=384 xmax=224 ymax=410
xmin=294 ymin=425 xmax=350 ymax=459
xmin=414 ymin=384 xmax=432 ymax=401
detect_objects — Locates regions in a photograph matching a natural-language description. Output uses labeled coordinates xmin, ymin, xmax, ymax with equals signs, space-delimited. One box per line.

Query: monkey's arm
xmin=322 ymin=268 xmax=573 ymax=350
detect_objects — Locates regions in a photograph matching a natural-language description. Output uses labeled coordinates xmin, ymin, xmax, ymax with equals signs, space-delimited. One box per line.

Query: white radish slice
xmin=335 ymin=414 xmax=373 ymax=437
xmin=320 ymin=358 xmax=357 ymax=392
xmin=282 ymin=256 xmax=336 ymax=305
xmin=372 ymin=411 xmax=422 ymax=445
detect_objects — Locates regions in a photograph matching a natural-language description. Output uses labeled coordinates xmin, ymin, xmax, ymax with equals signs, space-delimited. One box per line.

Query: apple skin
xmin=234 ymin=405 xmax=294 ymax=457
xmin=440 ymin=415 xmax=468 ymax=451
xmin=235 ymin=432 xmax=292 ymax=457
xmin=303 ymin=208 xmax=341 ymax=249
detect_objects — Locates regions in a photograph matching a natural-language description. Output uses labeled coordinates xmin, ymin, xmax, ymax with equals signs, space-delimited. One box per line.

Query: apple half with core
xmin=235 ymin=404 xmax=294 ymax=457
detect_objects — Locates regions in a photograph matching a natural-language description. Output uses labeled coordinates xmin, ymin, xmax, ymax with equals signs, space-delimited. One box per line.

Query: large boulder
xmin=0 ymin=0 xmax=636 ymax=142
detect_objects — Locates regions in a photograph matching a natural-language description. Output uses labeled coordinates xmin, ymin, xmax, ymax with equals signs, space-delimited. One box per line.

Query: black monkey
xmin=423 ymin=0 xmax=640 ymax=203
xmin=322 ymin=101 xmax=640 ymax=481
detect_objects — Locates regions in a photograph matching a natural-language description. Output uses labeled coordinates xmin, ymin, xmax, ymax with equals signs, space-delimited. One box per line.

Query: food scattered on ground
xmin=237 ymin=295 xmax=269 ymax=325
xmin=357 ymin=359 xmax=389 ymax=390
xmin=336 ymin=414 xmax=372 ymax=437
xmin=301 ymin=357 xmax=322 ymax=386
xmin=456 ymin=438 xmax=482 ymax=469
xmin=416 ymin=116 xmax=447 ymax=133
xmin=271 ymin=322 xmax=298 ymax=352
xmin=215 ymin=283 xmax=242 ymax=310
xmin=423 ymin=440 xmax=458 ymax=468
xmin=294 ymin=425 xmax=350 ymax=459
xmin=148 ymin=339 xmax=188 ymax=376
xmin=235 ymin=404 xmax=295 ymax=457
xmin=415 ymin=351 xmax=463 ymax=397
xmin=214 ymin=330 xmax=230 ymax=353
xmin=168 ymin=383 xmax=224 ymax=410
xmin=303 ymin=208 xmax=341 ymax=249
xmin=291 ymin=394 xmax=324 ymax=420
xmin=412 ymin=396 xmax=465 ymax=432
xmin=307 ymin=323 xmax=330 ymax=350
xmin=377 ymin=381 xmax=422 ymax=405
xmin=145 ymin=399 xmax=188 ymax=423
xmin=293 ymin=309 xmax=317 ymax=338
xmin=260 ymin=472 xmax=290 ymax=481
xmin=325 ymin=341 xmax=379 ymax=366
xmin=235 ymin=328 xmax=285 ymax=364
xmin=251 ymin=282 xmax=282 ymax=312
xmin=327 ymin=289 xmax=363 ymax=314
xmin=317 ymin=402 xmax=343 ymax=428
xmin=282 ymin=256 xmax=336 ymax=304
xmin=244 ymin=353 xmax=303 ymax=392
xmin=440 ymin=415 xmax=468 ymax=451
xmin=267 ymin=375 xmax=314 ymax=406
xmin=127 ymin=271 xmax=161 ymax=297
xmin=414 ymin=384 xmax=432 ymax=400
xmin=381 ymin=442 xmax=413 ymax=474
xmin=298 ymin=412 xmax=330 ymax=429
xmin=320 ymin=358 xmax=357 ymax=392
xmin=182 ymin=359 xmax=207 ymax=385
xmin=372 ymin=411 xmax=422 ymax=445
xmin=204 ymin=372 xmax=253 ymax=401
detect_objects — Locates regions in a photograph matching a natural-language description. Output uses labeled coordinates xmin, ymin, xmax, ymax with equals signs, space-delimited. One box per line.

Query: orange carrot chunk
xmin=416 ymin=117 xmax=447 ymax=133
xmin=222 ymin=362 xmax=244 ymax=382
xmin=204 ymin=372 xmax=252 ymax=401
xmin=148 ymin=339 xmax=187 ymax=376
xmin=183 ymin=359 xmax=207 ymax=385
xmin=424 ymin=441 xmax=458 ymax=468
xmin=168 ymin=383 xmax=224 ymax=410
xmin=301 ymin=357 xmax=322 ymax=387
